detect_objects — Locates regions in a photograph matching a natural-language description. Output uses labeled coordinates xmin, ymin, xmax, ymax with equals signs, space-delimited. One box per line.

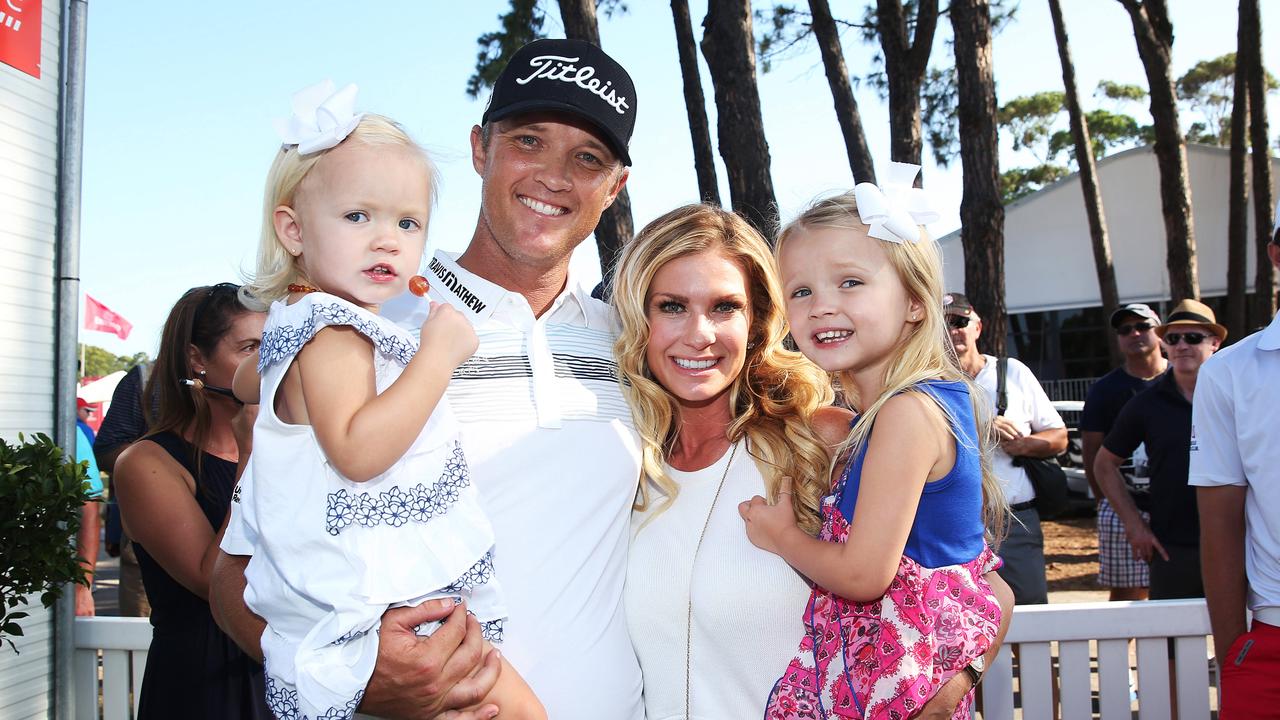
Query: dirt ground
xmin=1042 ymin=512 xmax=1102 ymax=592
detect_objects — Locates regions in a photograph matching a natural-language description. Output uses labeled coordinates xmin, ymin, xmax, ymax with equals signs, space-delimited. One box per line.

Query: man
xmin=215 ymin=39 xmax=637 ymax=720
xmin=1191 ymin=205 xmax=1280 ymax=716
xmin=93 ymin=361 xmax=153 ymax=617
xmin=74 ymin=398 xmax=103 ymax=616
xmin=1095 ymin=300 xmax=1223 ymax=600
xmin=1081 ymin=302 xmax=1167 ymax=601
xmin=946 ymin=293 xmax=1067 ymax=605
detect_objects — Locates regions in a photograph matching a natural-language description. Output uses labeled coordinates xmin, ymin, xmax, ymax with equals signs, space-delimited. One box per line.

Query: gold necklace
xmin=685 ymin=440 xmax=739 ymax=719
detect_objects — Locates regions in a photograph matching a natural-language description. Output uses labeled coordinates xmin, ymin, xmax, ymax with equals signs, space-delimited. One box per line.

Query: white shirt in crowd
xmin=972 ymin=354 xmax=1066 ymax=506
xmin=627 ymin=442 xmax=810 ymax=719
xmin=1189 ymin=311 xmax=1280 ymax=617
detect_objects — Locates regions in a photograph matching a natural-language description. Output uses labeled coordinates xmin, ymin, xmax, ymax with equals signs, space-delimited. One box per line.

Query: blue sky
xmin=77 ymin=0 xmax=1280 ymax=357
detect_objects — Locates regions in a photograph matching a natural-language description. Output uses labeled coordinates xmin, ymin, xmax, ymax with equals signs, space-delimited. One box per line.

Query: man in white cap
xmin=1192 ymin=202 xmax=1280 ymax=716
xmin=1082 ymin=302 xmax=1168 ymax=601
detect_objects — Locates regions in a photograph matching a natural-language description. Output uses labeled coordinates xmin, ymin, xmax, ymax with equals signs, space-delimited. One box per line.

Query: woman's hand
xmin=738 ymin=476 xmax=799 ymax=555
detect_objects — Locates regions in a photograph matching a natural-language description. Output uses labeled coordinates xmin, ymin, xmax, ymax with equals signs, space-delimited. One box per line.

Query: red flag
xmin=0 ymin=0 xmax=42 ymax=78
xmin=84 ymin=294 xmax=132 ymax=340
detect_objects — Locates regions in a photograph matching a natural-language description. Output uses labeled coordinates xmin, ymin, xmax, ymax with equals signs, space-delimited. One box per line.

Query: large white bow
xmin=273 ymin=80 xmax=363 ymax=155
xmin=852 ymin=162 xmax=940 ymax=244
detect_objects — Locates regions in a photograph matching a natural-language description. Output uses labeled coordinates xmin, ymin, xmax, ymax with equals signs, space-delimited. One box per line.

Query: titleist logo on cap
xmin=515 ymin=54 xmax=631 ymax=116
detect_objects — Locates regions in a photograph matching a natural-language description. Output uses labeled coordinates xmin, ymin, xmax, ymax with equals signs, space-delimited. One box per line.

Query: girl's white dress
xmin=237 ymin=292 xmax=504 ymax=720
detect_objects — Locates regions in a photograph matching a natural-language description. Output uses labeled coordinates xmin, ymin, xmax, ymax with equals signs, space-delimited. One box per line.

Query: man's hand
xmin=992 ymin=416 xmax=1023 ymax=443
xmin=74 ymin=582 xmax=95 ymax=617
xmin=358 ymin=600 xmax=501 ymax=720
xmin=1124 ymin=520 xmax=1169 ymax=563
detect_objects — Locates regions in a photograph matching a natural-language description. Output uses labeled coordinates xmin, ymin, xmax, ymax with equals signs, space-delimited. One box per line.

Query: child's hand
xmin=420 ymin=301 xmax=479 ymax=368
xmin=738 ymin=475 xmax=799 ymax=555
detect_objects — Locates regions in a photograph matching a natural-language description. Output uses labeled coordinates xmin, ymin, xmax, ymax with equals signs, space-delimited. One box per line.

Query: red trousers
xmin=1220 ymin=620 xmax=1280 ymax=719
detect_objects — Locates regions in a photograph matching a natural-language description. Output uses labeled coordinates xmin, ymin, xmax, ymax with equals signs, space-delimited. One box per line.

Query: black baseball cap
xmin=1108 ymin=303 xmax=1160 ymax=328
xmin=481 ymin=38 xmax=637 ymax=166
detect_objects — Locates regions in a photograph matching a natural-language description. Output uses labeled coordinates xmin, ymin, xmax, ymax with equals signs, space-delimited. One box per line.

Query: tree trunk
xmin=1048 ymin=0 xmax=1122 ymax=367
xmin=557 ymin=0 xmax=634 ymax=283
xmin=671 ymin=0 xmax=721 ymax=204
xmin=809 ymin=0 xmax=876 ymax=185
xmin=1241 ymin=0 xmax=1277 ymax=324
xmin=876 ymin=0 xmax=939 ymax=180
xmin=1226 ymin=8 xmax=1250 ymax=339
xmin=1119 ymin=0 xmax=1199 ymax=302
xmin=951 ymin=0 xmax=1006 ymax=356
xmin=700 ymin=0 xmax=778 ymax=238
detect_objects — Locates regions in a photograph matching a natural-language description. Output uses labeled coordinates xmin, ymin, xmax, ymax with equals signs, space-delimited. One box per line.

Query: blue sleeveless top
xmin=837 ymin=379 xmax=986 ymax=568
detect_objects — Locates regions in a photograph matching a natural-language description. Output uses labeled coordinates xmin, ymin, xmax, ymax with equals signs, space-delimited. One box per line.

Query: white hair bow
xmin=273 ymin=80 xmax=363 ymax=155
xmin=852 ymin=162 xmax=940 ymax=244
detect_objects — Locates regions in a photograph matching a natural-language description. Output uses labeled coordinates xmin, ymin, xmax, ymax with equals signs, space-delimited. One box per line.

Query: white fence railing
xmin=76 ymin=600 xmax=1215 ymax=719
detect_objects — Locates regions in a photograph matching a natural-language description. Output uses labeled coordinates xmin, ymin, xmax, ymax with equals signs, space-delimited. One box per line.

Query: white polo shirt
xmin=972 ymin=355 xmax=1066 ymax=506
xmin=1189 ymin=311 xmax=1280 ymax=614
xmin=383 ymin=251 xmax=644 ymax=719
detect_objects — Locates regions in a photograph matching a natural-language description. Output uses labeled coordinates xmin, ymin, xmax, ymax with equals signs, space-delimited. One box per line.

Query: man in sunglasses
xmin=1082 ymin=303 xmax=1168 ymax=601
xmin=1094 ymin=300 xmax=1223 ymax=600
xmin=1191 ymin=208 xmax=1280 ymax=716
xmin=945 ymin=293 xmax=1067 ymax=605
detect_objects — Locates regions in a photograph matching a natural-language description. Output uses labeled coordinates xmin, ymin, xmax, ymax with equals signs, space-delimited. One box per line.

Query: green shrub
xmin=1 ymin=433 xmax=96 ymax=652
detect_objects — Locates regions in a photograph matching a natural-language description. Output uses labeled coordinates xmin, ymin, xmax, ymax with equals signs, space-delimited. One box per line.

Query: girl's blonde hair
xmin=242 ymin=114 xmax=438 ymax=309
xmin=612 ymin=204 xmax=835 ymax=535
xmin=777 ymin=192 xmax=1009 ymax=542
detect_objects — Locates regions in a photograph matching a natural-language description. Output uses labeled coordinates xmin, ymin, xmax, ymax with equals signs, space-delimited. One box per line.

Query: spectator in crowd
xmin=94 ymin=361 xmax=153 ymax=617
xmin=1192 ymin=207 xmax=1280 ymax=715
xmin=946 ymin=292 xmax=1067 ymax=605
xmin=1095 ymin=300 xmax=1223 ymax=600
xmin=1082 ymin=303 xmax=1167 ymax=601
xmin=74 ymin=403 xmax=104 ymax=616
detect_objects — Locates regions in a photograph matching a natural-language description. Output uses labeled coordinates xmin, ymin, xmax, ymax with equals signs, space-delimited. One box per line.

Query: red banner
xmin=84 ymin=294 xmax=133 ymax=340
xmin=0 ymin=0 xmax=41 ymax=79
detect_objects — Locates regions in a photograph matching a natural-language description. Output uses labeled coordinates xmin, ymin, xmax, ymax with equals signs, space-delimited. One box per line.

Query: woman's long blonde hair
xmin=777 ymin=192 xmax=1009 ymax=542
xmin=242 ymin=114 xmax=438 ymax=309
xmin=613 ymin=204 xmax=834 ymax=535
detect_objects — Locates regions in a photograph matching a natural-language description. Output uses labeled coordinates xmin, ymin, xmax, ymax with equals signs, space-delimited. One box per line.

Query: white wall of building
xmin=0 ymin=0 xmax=63 ymax=717
xmin=941 ymin=144 xmax=1280 ymax=314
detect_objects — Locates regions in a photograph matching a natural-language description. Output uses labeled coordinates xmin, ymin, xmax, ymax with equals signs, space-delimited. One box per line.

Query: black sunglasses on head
xmin=1115 ymin=321 xmax=1154 ymax=336
xmin=947 ymin=315 xmax=972 ymax=330
xmin=1164 ymin=332 xmax=1208 ymax=346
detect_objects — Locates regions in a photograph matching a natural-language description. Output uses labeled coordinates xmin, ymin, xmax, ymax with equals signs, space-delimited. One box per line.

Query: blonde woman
xmin=616 ymin=204 xmax=1013 ymax=718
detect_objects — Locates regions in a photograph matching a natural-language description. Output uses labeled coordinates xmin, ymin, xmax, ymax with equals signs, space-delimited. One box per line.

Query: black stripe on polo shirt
xmin=553 ymin=354 xmax=620 ymax=383
xmin=451 ymin=353 xmax=620 ymax=384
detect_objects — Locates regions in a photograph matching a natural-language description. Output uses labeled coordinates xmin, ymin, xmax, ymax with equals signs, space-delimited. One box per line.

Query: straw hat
xmin=1155 ymin=299 xmax=1227 ymax=341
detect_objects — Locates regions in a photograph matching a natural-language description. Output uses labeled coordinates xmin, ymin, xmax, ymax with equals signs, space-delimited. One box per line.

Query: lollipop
xmin=409 ymin=275 xmax=430 ymax=297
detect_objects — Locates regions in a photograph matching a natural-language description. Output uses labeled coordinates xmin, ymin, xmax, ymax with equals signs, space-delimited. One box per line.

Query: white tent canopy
xmin=939 ymin=144 xmax=1280 ymax=315
xmin=77 ymin=370 xmax=126 ymax=405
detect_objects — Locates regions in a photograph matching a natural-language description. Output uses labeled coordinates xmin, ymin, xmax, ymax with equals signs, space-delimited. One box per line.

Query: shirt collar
xmin=426 ymin=250 xmax=591 ymax=322
xmin=1260 ymin=311 xmax=1280 ymax=351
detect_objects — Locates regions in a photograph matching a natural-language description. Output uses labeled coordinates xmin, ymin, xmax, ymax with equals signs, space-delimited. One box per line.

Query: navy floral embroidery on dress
xmin=265 ymin=675 xmax=364 ymax=720
xmin=480 ymin=618 xmax=505 ymax=643
xmin=331 ymin=627 xmax=368 ymax=646
xmin=443 ymin=551 xmax=495 ymax=594
xmin=258 ymin=297 xmax=417 ymax=373
xmin=324 ymin=442 xmax=471 ymax=536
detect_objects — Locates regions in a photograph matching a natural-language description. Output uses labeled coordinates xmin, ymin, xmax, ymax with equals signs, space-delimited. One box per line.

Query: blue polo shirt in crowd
xmin=1102 ymin=370 xmax=1196 ymax=547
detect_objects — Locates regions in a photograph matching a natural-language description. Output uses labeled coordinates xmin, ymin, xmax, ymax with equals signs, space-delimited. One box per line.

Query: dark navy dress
xmin=133 ymin=431 xmax=270 ymax=719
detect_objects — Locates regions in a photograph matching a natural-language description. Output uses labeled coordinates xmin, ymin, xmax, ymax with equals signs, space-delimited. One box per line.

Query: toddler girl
xmin=236 ymin=81 xmax=543 ymax=720
xmin=739 ymin=165 xmax=1007 ymax=719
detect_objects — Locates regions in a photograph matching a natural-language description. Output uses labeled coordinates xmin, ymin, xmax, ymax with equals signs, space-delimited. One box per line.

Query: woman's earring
xmin=747 ymin=341 xmax=757 ymax=349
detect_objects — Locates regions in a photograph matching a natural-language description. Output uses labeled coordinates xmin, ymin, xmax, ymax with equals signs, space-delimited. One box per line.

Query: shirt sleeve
xmin=1188 ymin=358 xmax=1245 ymax=487
xmin=1080 ymin=378 xmax=1109 ymax=433
xmin=1102 ymin=396 xmax=1144 ymax=460
xmin=1016 ymin=360 xmax=1066 ymax=432
xmin=219 ymin=464 xmax=258 ymax=556
xmin=94 ymin=365 xmax=147 ymax=455
xmin=75 ymin=426 xmax=104 ymax=498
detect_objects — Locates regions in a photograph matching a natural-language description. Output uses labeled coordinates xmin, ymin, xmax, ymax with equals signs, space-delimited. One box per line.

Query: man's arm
xmin=1001 ymin=427 xmax=1068 ymax=459
xmin=1095 ymin=447 xmax=1166 ymax=562
xmin=74 ymin=503 xmax=101 ymax=616
xmin=1081 ymin=431 xmax=1105 ymax=502
xmin=1197 ymin=485 xmax=1249 ymax=661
